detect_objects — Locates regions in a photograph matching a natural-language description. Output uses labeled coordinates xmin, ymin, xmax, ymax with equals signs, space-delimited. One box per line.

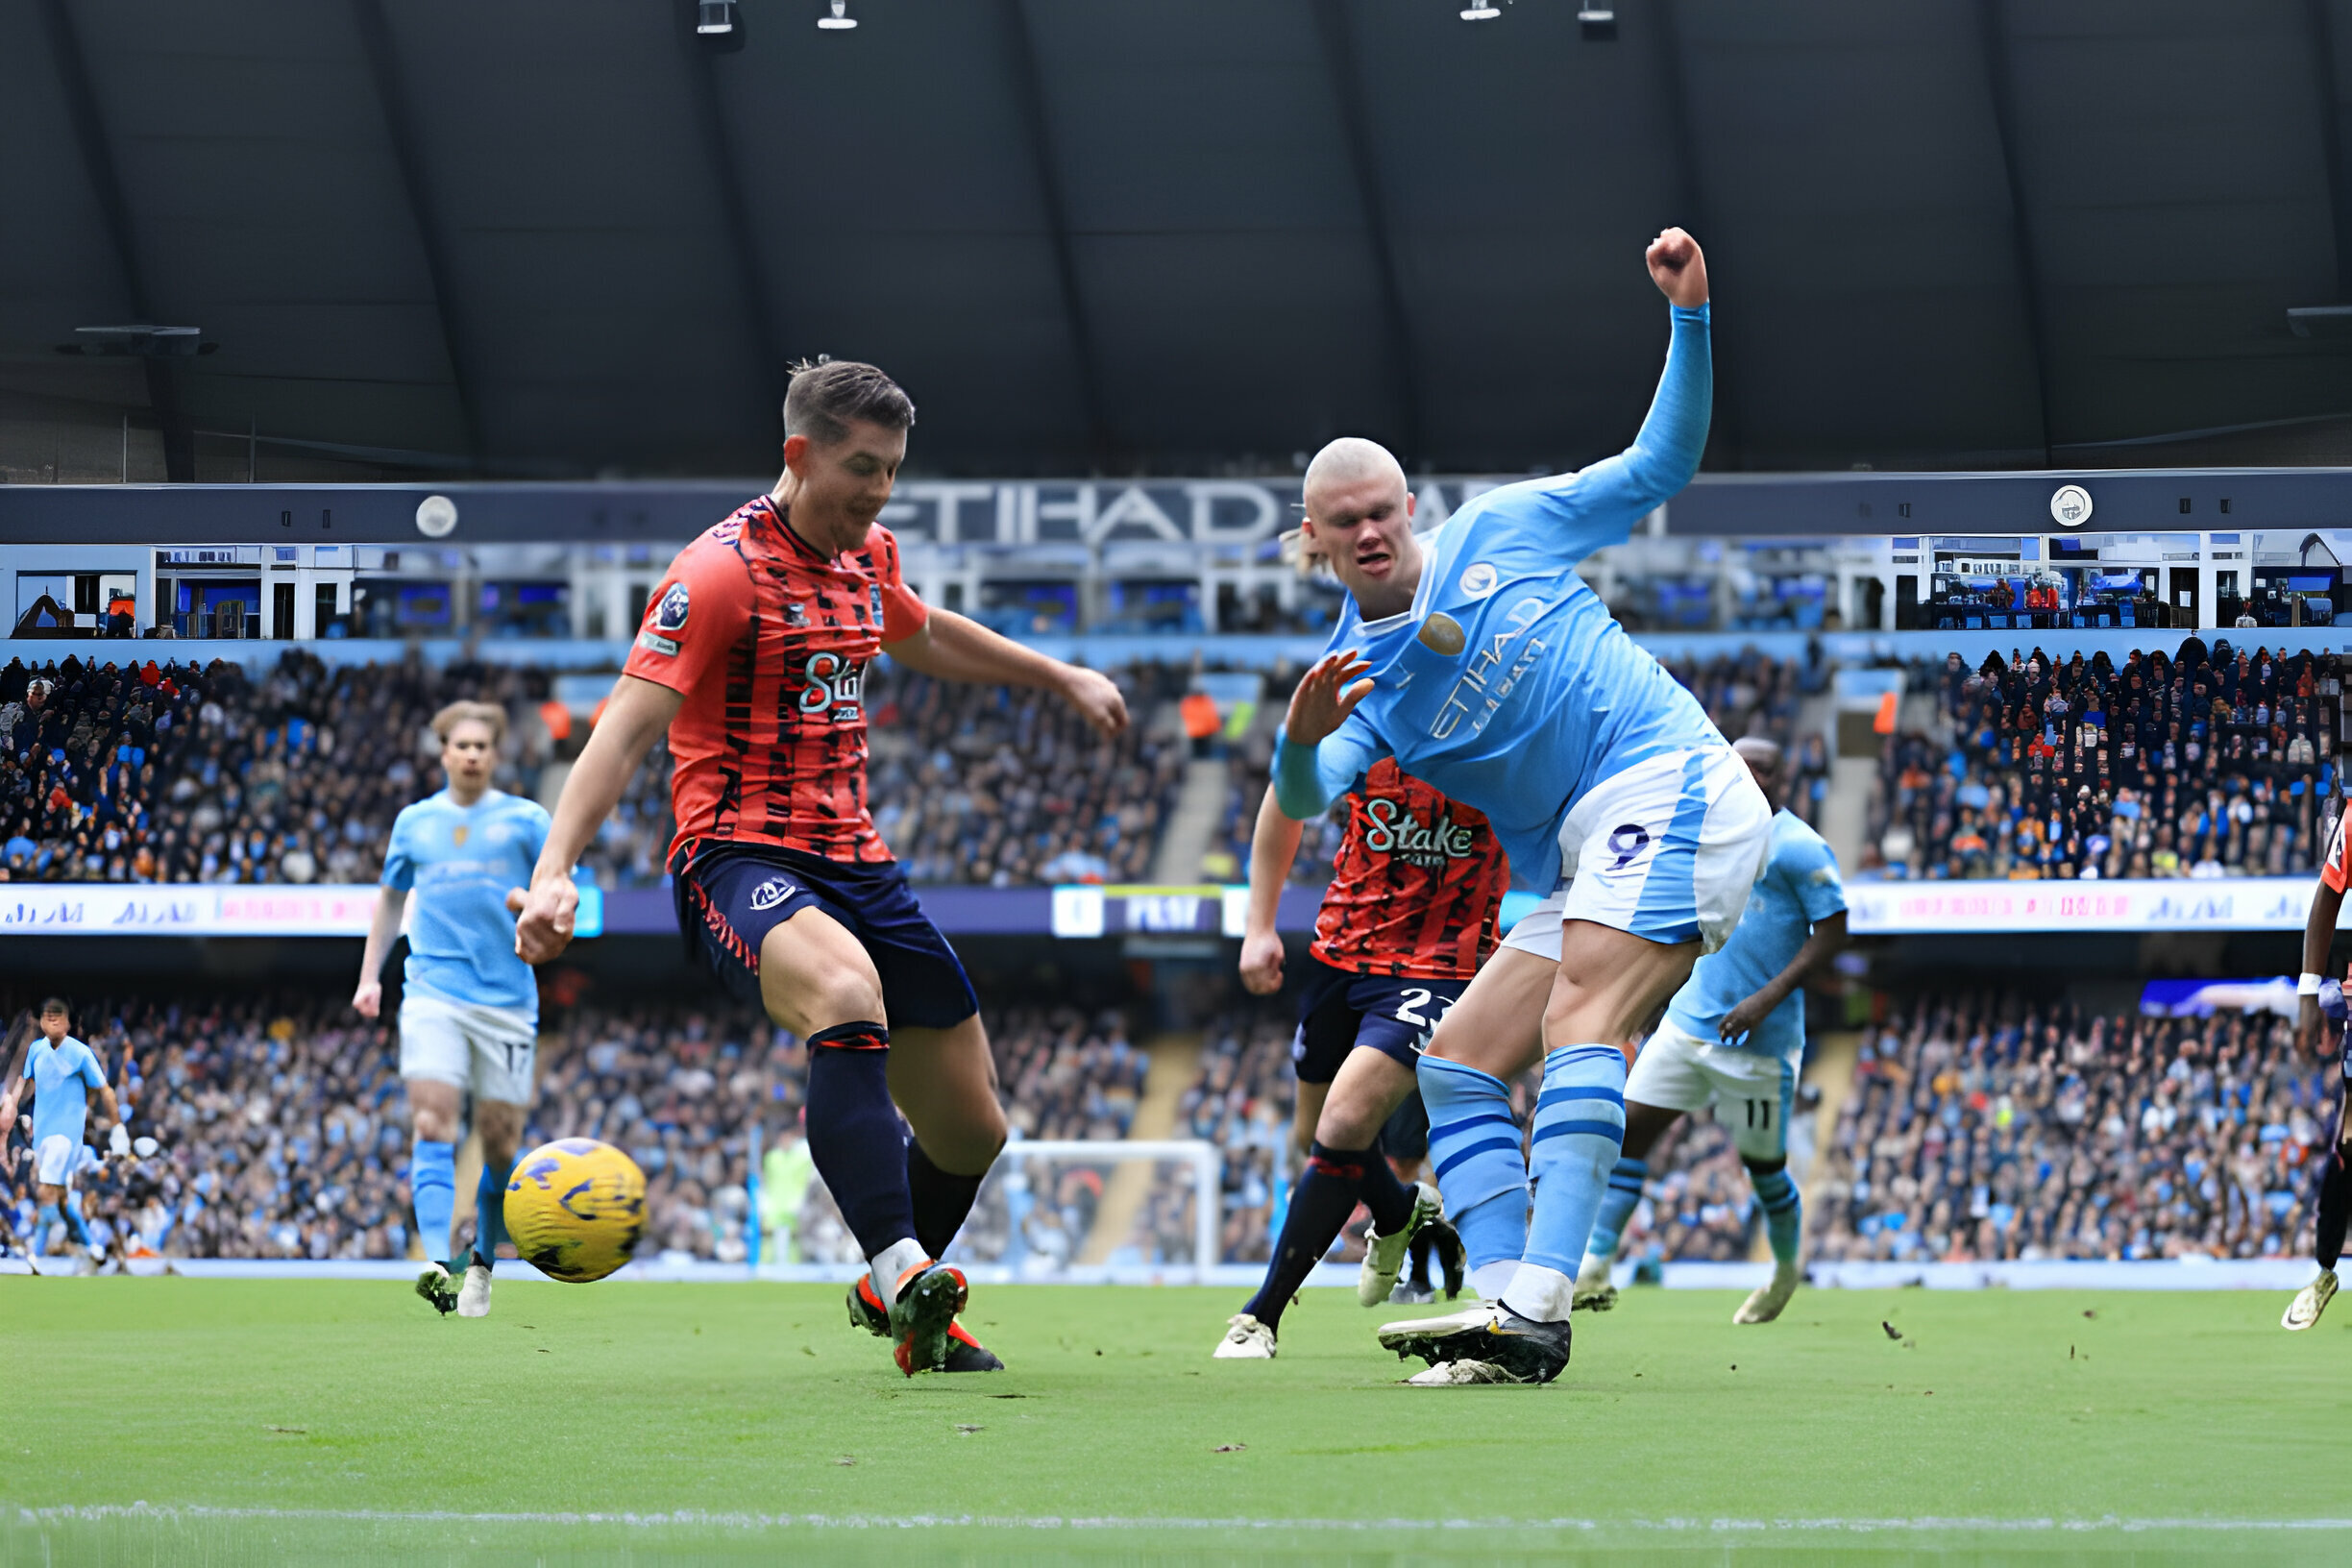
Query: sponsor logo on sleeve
xmin=654 ymin=582 xmax=691 ymax=632
xmin=636 ymin=630 xmax=680 ymax=657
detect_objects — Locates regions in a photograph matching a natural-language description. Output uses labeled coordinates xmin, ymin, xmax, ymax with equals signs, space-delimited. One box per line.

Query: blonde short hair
xmin=430 ymin=699 xmax=507 ymax=746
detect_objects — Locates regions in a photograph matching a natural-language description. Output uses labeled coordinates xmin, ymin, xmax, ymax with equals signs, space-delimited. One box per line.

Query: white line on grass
xmin=11 ymin=1506 xmax=2352 ymax=1534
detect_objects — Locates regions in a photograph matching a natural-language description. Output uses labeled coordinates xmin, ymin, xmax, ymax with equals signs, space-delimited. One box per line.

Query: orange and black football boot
xmin=848 ymin=1268 xmax=1004 ymax=1373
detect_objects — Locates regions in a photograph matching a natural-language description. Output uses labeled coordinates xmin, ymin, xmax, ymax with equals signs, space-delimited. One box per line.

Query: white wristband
xmin=2300 ymin=971 xmax=2325 ymax=996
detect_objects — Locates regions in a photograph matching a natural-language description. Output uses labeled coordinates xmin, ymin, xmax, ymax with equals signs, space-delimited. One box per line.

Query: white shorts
xmin=399 ymin=992 xmax=538 ymax=1106
xmin=1501 ymin=747 xmax=1772 ymax=960
xmin=34 ymin=1134 xmax=79 ymax=1188
xmin=1625 ymin=1018 xmax=1798 ymax=1164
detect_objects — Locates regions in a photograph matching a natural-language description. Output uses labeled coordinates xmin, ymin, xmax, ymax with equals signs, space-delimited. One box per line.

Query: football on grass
xmin=503 ymin=1139 xmax=648 ymax=1283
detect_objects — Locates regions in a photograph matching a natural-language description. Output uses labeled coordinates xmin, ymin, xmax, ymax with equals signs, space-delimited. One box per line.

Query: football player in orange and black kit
xmin=1213 ymin=758 xmax=1508 ymax=1359
xmin=516 ymin=360 xmax=1127 ymax=1375
xmin=2287 ymin=805 xmax=2352 ymax=1330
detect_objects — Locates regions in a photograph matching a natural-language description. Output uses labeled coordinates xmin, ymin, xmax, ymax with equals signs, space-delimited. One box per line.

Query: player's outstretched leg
xmin=408 ymin=1130 xmax=458 ymax=1315
xmin=459 ymin=1100 xmax=525 ymax=1319
xmin=1413 ymin=1054 xmax=1530 ymax=1302
xmin=2286 ymin=1139 xmax=2349 ymax=1331
xmin=1735 ymin=1156 xmax=1802 ymax=1324
xmin=1575 ymin=1157 xmax=1647 ymax=1311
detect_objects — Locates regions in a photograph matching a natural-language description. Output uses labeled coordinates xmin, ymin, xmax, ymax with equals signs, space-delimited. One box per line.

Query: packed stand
xmin=1217 ymin=648 xmax=1824 ymax=886
xmin=0 ymin=650 xmax=551 ymax=887
xmin=0 ymin=649 xmax=1188 ymax=890
xmin=1865 ymin=642 xmax=2344 ymax=880
xmin=1808 ymin=993 xmax=2333 ymax=1262
xmin=0 ymin=991 xmax=1157 ymax=1270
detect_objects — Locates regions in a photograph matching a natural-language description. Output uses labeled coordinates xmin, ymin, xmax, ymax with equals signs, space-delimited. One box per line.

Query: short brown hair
xmin=784 ymin=357 xmax=915 ymax=446
xmin=430 ymin=700 xmax=506 ymax=747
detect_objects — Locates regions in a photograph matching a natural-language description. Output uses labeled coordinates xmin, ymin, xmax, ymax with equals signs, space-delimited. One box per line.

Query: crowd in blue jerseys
xmin=1865 ymin=642 xmax=2342 ymax=881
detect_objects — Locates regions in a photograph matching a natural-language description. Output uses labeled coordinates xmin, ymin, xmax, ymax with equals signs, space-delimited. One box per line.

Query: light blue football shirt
xmin=1664 ymin=809 xmax=1846 ymax=1059
xmin=1274 ymin=305 xmax=1726 ymax=892
xmin=26 ymin=1036 xmax=106 ymax=1149
xmin=381 ymin=788 xmax=551 ymax=1017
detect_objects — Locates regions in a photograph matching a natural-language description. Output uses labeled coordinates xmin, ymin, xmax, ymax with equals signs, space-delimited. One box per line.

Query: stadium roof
xmin=7 ymin=0 xmax=2352 ymax=481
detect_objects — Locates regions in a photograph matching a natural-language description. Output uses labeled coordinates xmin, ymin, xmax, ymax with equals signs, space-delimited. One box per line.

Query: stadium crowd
xmin=0 ymin=650 xmax=1185 ymax=891
xmin=1 ymin=992 xmax=1150 ymax=1269
xmin=1865 ymin=643 xmax=2344 ymax=881
xmin=1808 ymin=993 xmax=2331 ymax=1262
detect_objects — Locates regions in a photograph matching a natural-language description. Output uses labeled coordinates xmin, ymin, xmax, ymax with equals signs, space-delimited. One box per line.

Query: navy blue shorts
xmin=1289 ymin=954 xmax=1466 ymax=1082
xmin=674 ymin=846 xmax=979 ymax=1030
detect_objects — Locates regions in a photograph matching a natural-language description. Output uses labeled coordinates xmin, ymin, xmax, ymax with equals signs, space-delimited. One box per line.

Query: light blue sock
xmin=36 ymin=1202 xmax=62 ymax=1255
xmin=1584 ymin=1157 xmax=1649 ymax=1267
xmin=1510 ymin=1045 xmax=1628 ymax=1312
xmin=473 ymin=1152 xmax=516 ymax=1269
xmin=61 ymin=1193 xmax=93 ymax=1250
xmin=1418 ymin=1054 xmax=1529 ymax=1275
xmin=410 ymin=1138 xmax=456 ymax=1262
xmin=1750 ymin=1164 xmax=1802 ymax=1266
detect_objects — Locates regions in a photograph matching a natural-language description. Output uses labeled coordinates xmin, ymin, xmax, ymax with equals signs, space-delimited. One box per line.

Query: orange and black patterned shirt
xmin=1310 ymin=758 xmax=1508 ymax=981
xmin=623 ymin=496 xmax=926 ymax=868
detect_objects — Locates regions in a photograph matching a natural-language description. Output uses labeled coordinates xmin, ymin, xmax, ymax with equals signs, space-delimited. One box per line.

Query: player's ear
xmin=1404 ymin=490 xmax=1416 ymax=522
xmin=782 ymin=432 xmax=811 ymax=476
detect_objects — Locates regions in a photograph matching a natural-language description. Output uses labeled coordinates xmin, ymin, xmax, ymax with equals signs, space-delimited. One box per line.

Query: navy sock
xmin=906 ymin=1139 xmax=988 ymax=1261
xmin=1356 ymin=1145 xmax=1415 ymax=1237
xmin=804 ymin=1023 xmax=918 ymax=1260
xmin=1242 ymin=1142 xmax=1370 ymax=1332
xmin=1407 ymin=1227 xmax=1437 ymax=1289
xmin=2317 ymin=1143 xmax=2350 ymax=1271
xmin=474 ymin=1150 xmax=517 ymax=1270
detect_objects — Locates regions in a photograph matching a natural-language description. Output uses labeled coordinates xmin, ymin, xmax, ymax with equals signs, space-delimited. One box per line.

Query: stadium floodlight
xmin=817 ymin=0 xmax=856 ymax=29
xmin=1460 ymin=3 xmax=1502 ymax=18
xmin=1578 ymin=3 xmax=1617 ymax=39
xmin=696 ymin=0 xmax=739 ymax=36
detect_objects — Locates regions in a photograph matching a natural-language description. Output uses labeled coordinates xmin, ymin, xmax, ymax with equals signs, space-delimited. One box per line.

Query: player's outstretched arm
xmin=1718 ymin=910 xmax=1849 ymax=1043
xmin=1239 ymin=786 xmax=1309 ymax=994
xmin=883 ymin=608 xmax=1127 ymax=739
xmin=352 ymin=887 xmax=406 ymax=1019
xmin=1511 ymin=229 xmax=1713 ymax=565
xmin=517 ymin=674 xmax=683 ymax=965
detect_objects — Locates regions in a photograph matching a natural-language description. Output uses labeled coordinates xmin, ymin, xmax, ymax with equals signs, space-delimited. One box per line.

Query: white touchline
xmin=11 ymin=1507 xmax=2352 ymax=1533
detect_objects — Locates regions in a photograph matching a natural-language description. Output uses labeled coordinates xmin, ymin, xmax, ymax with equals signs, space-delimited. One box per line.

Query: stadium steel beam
xmin=33 ymin=0 xmax=194 ymax=481
xmin=996 ymin=0 xmax=1114 ymax=464
xmin=1648 ymin=0 xmax=1740 ymax=469
xmin=352 ymin=0 xmax=484 ymax=472
xmin=678 ymin=32 xmax=791 ymax=426
xmin=1310 ymin=0 xmax=1421 ymax=463
xmin=2305 ymin=0 xmax=2352 ymax=304
xmin=1974 ymin=0 xmax=2056 ymax=466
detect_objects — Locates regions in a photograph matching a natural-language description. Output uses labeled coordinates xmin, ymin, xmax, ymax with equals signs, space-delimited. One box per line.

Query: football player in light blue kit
xmin=354 ymin=700 xmax=551 ymax=1319
xmin=1274 ymin=228 xmax=1772 ymax=1384
xmin=1574 ymin=736 xmax=1848 ymax=1325
xmin=0 ymin=997 xmax=124 ymax=1271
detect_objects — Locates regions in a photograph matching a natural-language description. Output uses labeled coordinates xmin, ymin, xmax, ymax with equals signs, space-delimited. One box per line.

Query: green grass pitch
xmin=3 ymin=1279 xmax=2348 ymax=1566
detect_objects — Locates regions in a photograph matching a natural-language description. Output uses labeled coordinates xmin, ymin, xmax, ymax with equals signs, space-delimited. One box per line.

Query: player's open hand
xmin=1060 ymin=666 xmax=1129 ymax=741
xmin=516 ymin=874 xmax=579 ymax=965
xmin=1285 ymin=650 xmax=1373 ymax=747
xmin=351 ymin=979 xmax=382 ymax=1020
xmin=1646 ymin=227 xmax=1708 ymax=308
xmin=1238 ymin=929 xmax=1286 ymax=995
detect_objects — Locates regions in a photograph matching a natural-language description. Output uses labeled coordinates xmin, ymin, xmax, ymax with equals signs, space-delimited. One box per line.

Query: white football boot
xmin=2283 ymin=1268 xmax=2339 ymax=1331
xmin=1212 ymin=1312 xmax=1276 ymax=1359
xmin=1734 ymin=1262 xmax=1800 ymax=1324
xmin=456 ymin=1262 xmax=494 ymax=1318
xmin=1359 ymin=1183 xmax=1441 ymax=1307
